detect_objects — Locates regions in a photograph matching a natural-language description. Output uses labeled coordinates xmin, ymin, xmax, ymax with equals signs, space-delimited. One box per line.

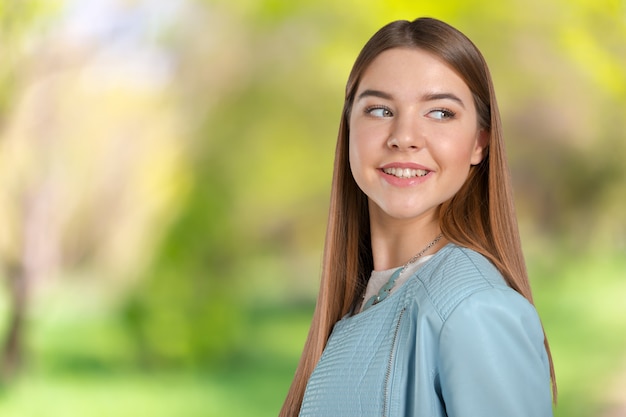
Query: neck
xmin=369 ymin=211 xmax=444 ymax=271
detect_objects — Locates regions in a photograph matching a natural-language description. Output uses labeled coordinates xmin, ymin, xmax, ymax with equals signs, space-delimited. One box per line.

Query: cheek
xmin=348 ymin=133 xmax=357 ymax=163
xmin=430 ymin=138 xmax=478 ymax=186
xmin=348 ymin=130 xmax=378 ymax=190
xmin=348 ymin=134 xmax=362 ymax=178
xmin=433 ymin=140 xmax=475 ymax=165
xmin=436 ymin=126 xmax=482 ymax=164
xmin=348 ymin=128 xmax=370 ymax=165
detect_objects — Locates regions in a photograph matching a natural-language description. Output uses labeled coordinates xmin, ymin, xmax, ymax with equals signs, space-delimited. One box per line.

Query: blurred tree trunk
xmin=0 ymin=182 xmax=59 ymax=383
xmin=0 ymin=0 xmax=57 ymax=384
xmin=1 ymin=263 xmax=28 ymax=382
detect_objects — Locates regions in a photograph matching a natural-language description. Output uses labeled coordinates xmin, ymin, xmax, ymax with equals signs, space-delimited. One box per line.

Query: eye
xmin=427 ymin=109 xmax=456 ymax=120
xmin=366 ymin=106 xmax=393 ymax=118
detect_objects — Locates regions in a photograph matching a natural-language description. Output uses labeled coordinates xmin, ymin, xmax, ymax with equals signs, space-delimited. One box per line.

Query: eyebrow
xmin=356 ymin=89 xmax=466 ymax=109
xmin=421 ymin=92 xmax=466 ymax=109
xmin=356 ymin=89 xmax=393 ymax=101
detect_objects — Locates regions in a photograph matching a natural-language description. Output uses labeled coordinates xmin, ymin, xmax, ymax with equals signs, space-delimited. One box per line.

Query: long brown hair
xmin=280 ymin=17 xmax=556 ymax=416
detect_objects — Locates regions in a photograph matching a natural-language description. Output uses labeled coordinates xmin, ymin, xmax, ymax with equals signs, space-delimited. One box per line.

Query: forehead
xmin=357 ymin=47 xmax=472 ymax=99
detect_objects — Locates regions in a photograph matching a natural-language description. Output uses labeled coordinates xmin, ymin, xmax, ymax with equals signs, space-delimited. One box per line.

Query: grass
xmin=0 ymin=372 xmax=220 ymax=417
xmin=0 ymin=357 xmax=301 ymax=417
xmin=0 ymin=301 xmax=313 ymax=417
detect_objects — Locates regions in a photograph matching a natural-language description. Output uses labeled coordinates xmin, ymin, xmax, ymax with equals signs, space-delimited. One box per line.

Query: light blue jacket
xmin=299 ymin=244 xmax=553 ymax=417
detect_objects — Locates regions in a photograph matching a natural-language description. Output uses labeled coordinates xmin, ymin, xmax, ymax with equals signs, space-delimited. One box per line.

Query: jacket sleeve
xmin=437 ymin=287 xmax=553 ymax=417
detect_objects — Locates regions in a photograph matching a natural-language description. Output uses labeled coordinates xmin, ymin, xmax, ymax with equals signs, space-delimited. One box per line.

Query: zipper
xmin=383 ymin=307 xmax=406 ymax=417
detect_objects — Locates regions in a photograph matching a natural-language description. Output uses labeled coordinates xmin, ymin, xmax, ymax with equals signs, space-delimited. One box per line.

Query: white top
xmin=358 ymin=255 xmax=434 ymax=313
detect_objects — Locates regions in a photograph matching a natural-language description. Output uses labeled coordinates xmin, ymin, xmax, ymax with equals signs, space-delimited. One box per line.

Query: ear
xmin=470 ymin=129 xmax=489 ymax=165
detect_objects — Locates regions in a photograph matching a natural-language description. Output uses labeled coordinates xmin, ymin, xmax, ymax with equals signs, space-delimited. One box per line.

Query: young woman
xmin=281 ymin=17 xmax=556 ymax=417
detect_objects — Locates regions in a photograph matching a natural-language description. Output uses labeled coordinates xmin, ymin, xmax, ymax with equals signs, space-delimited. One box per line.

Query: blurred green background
xmin=0 ymin=0 xmax=624 ymax=416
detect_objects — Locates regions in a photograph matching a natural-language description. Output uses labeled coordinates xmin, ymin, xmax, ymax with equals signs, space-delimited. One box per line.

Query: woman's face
xmin=349 ymin=47 xmax=487 ymax=226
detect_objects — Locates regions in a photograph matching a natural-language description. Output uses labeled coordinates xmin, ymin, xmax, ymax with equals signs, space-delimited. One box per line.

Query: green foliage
xmin=121 ymin=158 xmax=245 ymax=367
xmin=531 ymin=252 xmax=626 ymax=416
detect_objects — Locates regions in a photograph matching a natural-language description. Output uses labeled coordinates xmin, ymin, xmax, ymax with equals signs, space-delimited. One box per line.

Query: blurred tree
xmin=121 ymin=0 xmax=347 ymax=366
xmin=0 ymin=0 xmax=60 ymax=383
xmin=0 ymin=0 xmax=186 ymax=382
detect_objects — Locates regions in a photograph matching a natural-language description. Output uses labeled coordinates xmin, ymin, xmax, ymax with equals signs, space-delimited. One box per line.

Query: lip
xmin=380 ymin=162 xmax=431 ymax=170
xmin=378 ymin=162 xmax=433 ymax=187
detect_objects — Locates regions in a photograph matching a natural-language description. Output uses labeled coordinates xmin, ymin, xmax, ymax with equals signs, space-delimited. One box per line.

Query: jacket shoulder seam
xmin=414 ymin=246 xmax=506 ymax=321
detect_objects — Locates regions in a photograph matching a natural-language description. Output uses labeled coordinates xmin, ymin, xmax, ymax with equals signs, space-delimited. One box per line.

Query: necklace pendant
xmin=380 ymin=279 xmax=396 ymax=293
xmin=362 ymin=295 xmax=377 ymax=311
xmin=362 ymin=267 xmax=402 ymax=311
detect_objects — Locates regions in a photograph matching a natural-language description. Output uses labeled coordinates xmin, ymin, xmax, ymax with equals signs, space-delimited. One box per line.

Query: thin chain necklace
xmin=361 ymin=233 xmax=443 ymax=312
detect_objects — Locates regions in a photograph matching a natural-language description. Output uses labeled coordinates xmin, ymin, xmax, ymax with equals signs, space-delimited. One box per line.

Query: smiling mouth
xmin=382 ymin=167 xmax=429 ymax=179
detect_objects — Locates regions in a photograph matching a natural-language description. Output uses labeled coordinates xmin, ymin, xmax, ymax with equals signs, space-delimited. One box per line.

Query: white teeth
xmin=382 ymin=167 xmax=428 ymax=178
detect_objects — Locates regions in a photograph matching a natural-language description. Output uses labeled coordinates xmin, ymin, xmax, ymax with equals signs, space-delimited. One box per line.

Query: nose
xmin=386 ymin=114 xmax=424 ymax=151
